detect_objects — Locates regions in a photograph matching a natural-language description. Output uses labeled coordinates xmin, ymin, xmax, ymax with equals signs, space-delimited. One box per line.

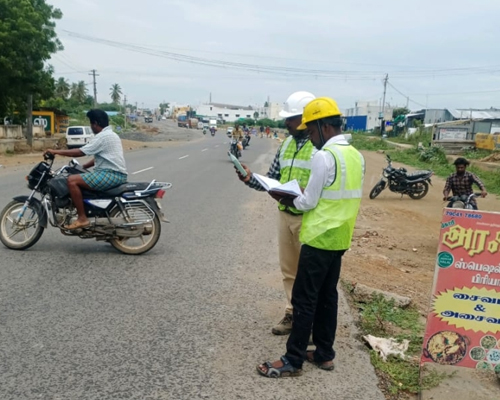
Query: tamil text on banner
xmin=421 ymin=208 xmax=500 ymax=373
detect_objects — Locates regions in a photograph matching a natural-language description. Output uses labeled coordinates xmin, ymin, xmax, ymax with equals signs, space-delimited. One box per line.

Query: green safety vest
xmin=300 ymin=143 xmax=365 ymax=250
xmin=278 ymin=136 xmax=315 ymax=214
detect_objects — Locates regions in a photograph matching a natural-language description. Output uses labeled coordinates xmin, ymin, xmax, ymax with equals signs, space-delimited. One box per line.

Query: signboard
xmin=421 ymin=209 xmax=500 ymax=374
xmin=33 ymin=114 xmax=52 ymax=133
xmin=490 ymin=123 xmax=500 ymax=134
xmin=438 ymin=128 xmax=468 ymax=141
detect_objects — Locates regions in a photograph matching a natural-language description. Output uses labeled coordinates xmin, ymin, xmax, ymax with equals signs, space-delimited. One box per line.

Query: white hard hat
xmin=279 ymin=91 xmax=316 ymax=118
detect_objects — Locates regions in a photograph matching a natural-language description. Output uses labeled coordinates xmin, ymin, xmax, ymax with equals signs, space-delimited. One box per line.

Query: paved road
xmin=0 ymin=134 xmax=384 ymax=400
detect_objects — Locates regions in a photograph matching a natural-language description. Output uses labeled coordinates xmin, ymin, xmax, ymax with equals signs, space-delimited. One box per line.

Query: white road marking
xmin=132 ymin=167 xmax=154 ymax=175
xmin=202 ymin=148 xmax=208 ymax=152
xmin=179 ymin=155 xmax=189 ymax=160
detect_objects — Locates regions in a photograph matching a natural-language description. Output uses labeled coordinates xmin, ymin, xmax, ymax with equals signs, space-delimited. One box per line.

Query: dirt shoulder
xmin=344 ymin=150 xmax=500 ymax=399
xmin=0 ymin=120 xmax=203 ymax=171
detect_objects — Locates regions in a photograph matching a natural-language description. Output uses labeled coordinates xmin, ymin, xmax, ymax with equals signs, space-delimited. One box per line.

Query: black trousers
xmin=285 ymin=244 xmax=345 ymax=369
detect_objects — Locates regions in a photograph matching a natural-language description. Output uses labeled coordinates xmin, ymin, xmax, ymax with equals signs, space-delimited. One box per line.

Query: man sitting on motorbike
xmin=443 ymin=157 xmax=487 ymax=210
xmin=232 ymin=124 xmax=244 ymax=141
xmin=45 ymin=109 xmax=128 ymax=230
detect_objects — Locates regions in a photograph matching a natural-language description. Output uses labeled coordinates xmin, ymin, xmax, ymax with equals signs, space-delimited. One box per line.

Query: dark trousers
xmin=285 ymin=244 xmax=345 ymax=369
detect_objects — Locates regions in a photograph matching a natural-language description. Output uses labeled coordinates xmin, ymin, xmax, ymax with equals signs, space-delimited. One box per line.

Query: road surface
xmin=0 ymin=132 xmax=384 ymax=400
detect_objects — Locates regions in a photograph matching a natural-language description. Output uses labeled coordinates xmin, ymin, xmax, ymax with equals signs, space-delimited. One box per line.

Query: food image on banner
xmin=421 ymin=209 xmax=500 ymax=371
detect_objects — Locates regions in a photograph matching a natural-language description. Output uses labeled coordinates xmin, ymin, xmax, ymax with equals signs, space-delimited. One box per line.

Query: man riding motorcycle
xmin=44 ymin=109 xmax=127 ymax=230
xmin=443 ymin=157 xmax=487 ymax=210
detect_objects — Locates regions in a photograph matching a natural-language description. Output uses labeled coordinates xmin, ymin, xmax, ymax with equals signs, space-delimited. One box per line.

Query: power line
xmin=387 ymin=82 xmax=427 ymax=108
xmin=61 ymin=30 xmax=500 ymax=80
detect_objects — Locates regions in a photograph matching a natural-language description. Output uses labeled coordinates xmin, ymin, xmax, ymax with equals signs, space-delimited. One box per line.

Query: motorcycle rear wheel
xmin=108 ymin=207 xmax=161 ymax=255
xmin=408 ymin=181 xmax=429 ymax=200
xmin=369 ymin=182 xmax=384 ymax=199
xmin=0 ymin=200 xmax=44 ymax=250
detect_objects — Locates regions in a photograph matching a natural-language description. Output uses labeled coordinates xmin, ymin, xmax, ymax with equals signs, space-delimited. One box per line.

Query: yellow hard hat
xmin=297 ymin=97 xmax=342 ymax=130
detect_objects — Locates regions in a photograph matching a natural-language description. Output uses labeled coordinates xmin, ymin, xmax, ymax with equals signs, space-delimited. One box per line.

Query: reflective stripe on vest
xmin=299 ymin=143 xmax=365 ymax=250
xmin=278 ymin=136 xmax=315 ymax=214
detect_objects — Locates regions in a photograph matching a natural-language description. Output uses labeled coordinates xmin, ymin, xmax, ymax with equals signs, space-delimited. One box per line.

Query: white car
xmin=66 ymin=126 xmax=94 ymax=149
xmin=227 ymin=126 xmax=234 ymax=136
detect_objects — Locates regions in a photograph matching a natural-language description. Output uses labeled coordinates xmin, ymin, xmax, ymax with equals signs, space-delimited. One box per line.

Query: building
xmin=195 ymin=101 xmax=282 ymax=123
xmin=343 ymin=100 xmax=394 ymax=131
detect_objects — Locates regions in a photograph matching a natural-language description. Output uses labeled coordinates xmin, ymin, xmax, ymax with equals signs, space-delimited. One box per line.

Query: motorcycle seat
xmin=406 ymin=171 xmax=431 ymax=180
xmin=82 ymin=182 xmax=151 ymax=198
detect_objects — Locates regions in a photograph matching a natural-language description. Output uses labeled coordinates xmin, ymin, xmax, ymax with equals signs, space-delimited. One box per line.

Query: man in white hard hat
xmin=236 ymin=91 xmax=316 ymax=335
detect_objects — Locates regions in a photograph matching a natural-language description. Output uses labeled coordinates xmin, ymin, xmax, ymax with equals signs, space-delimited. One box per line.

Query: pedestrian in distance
xmin=235 ymin=91 xmax=316 ymax=335
xmin=256 ymin=97 xmax=365 ymax=378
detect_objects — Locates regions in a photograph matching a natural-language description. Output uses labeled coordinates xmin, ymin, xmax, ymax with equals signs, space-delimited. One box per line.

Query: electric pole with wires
xmin=89 ymin=69 xmax=99 ymax=108
xmin=380 ymin=74 xmax=388 ymax=136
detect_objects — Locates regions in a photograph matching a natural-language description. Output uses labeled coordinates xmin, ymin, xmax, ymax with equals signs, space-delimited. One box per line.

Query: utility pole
xmin=209 ymin=92 xmax=212 ymax=103
xmin=380 ymin=74 xmax=388 ymax=136
xmin=89 ymin=69 xmax=99 ymax=108
xmin=123 ymin=94 xmax=127 ymax=130
xmin=27 ymin=94 xmax=33 ymax=147
xmin=406 ymin=96 xmax=409 ymax=109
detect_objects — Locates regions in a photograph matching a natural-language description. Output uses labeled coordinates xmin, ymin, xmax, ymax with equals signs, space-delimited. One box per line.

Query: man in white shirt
xmin=257 ymin=97 xmax=365 ymax=378
xmin=45 ymin=109 xmax=127 ymax=230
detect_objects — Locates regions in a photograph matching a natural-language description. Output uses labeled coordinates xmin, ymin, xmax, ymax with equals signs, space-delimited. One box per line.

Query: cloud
xmin=48 ymin=0 xmax=500 ymax=109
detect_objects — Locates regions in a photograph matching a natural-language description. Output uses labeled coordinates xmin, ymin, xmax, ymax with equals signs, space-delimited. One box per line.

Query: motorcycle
xmin=242 ymin=134 xmax=251 ymax=149
xmin=230 ymin=138 xmax=242 ymax=159
xmin=369 ymin=154 xmax=433 ymax=200
xmin=0 ymin=153 xmax=172 ymax=255
xmin=211 ymin=129 xmax=216 ymax=137
xmin=203 ymin=128 xmax=207 ymax=135
xmin=446 ymin=193 xmax=482 ymax=209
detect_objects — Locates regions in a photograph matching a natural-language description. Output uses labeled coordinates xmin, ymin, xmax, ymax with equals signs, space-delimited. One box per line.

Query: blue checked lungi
xmin=81 ymin=169 xmax=128 ymax=191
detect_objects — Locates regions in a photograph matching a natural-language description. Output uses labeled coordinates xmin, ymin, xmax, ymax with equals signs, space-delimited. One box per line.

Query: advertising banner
xmin=421 ymin=209 xmax=500 ymax=374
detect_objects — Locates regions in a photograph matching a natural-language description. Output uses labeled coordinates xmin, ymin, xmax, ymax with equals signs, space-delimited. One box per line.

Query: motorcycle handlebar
xmin=44 ymin=152 xmax=55 ymax=161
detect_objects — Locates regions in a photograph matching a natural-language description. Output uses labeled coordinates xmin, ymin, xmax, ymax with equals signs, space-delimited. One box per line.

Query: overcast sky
xmin=48 ymin=0 xmax=500 ymax=112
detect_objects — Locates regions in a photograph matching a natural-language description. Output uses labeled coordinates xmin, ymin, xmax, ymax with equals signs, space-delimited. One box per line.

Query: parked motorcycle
xmin=369 ymin=154 xmax=433 ymax=200
xmin=230 ymin=138 xmax=242 ymax=159
xmin=446 ymin=193 xmax=482 ymax=209
xmin=0 ymin=153 xmax=172 ymax=255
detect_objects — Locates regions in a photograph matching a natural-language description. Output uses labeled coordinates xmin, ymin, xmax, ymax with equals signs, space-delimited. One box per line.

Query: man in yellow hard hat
xmin=235 ymin=91 xmax=316 ymax=335
xmin=257 ymin=97 xmax=365 ymax=378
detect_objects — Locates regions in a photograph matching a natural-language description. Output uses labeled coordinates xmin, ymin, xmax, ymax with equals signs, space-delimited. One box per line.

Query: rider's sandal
xmin=64 ymin=221 xmax=90 ymax=231
xmin=256 ymin=356 xmax=302 ymax=378
xmin=306 ymin=351 xmax=334 ymax=371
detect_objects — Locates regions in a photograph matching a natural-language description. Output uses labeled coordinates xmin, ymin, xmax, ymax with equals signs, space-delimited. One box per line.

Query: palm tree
xmin=55 ymin=77 xmax=70 ymax=100
xmin=70 ymin=81 xmax=88 ymax=104
xmin=110 ymin=83 xmax=122 ymax=104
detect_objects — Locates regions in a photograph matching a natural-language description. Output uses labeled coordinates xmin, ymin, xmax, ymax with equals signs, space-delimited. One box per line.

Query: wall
xmin=0 ymin=125 xmax=23 ymax=139
xmin=344 ymin=100 xmax=393 ymax=131
xmin=196 ymin=104 xmax=256 ymax=123
xmin=345 ymin=116 xmax=367 ymax=131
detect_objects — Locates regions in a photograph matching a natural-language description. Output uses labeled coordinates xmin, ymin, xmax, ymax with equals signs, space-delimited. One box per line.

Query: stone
xmin=351 ymin=283 xmax=412 ymax=308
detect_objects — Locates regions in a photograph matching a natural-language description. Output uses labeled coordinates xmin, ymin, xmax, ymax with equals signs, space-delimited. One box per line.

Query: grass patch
xmin=462 ymin=148 xmax=499 ymax=160
xmin=343 ymin=284 xmax=451 ymax=398
xmin=350 ymin=133 xmax=500 ymax=197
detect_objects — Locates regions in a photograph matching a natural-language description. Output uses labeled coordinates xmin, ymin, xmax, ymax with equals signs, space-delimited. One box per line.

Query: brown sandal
xmin=64 ymin=220 xmax=90 ymax=230
xmin=306 ymin=351 xmax=334 ymax=371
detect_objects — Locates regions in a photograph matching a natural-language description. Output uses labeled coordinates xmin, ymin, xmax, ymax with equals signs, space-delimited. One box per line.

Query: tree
xmin=253 ymin=111 xmax=259 ymax=120
xmin=0 ymin=0 xmax=63 ymax=117
xmin=264 ymin=101 xmax=269 ymax=108
xmin=392 ymin=107 xmax=411 ymax=119
xmin=110 ymin=83 xmax=122 ymax=104
xmin=70 ymin=81 xmax=88 ymax=104
xmin=54 ymin=77 xmax=70 ymax=100
xmin=159 ymin=102 xmax=170 ymax=115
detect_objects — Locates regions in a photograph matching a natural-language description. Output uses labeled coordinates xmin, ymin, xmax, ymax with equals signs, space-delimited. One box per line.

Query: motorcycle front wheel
xmin=0 ymin=200 xmax=44 ymax=250
xmin=369 ymin=182 xmax=385 ymax=199
xmin=408 ymin=181 xmax=429 ymax=200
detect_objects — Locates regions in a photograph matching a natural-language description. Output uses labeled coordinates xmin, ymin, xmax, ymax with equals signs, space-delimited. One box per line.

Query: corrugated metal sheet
xmin=448 ymin=109 xmax=500 ymax=120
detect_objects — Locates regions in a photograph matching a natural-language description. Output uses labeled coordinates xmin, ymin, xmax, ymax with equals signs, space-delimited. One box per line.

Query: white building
xmin=344 ymin=100 xmax=394 ymax=131
xmin=195 ymin=102 xmax=282 ymax=123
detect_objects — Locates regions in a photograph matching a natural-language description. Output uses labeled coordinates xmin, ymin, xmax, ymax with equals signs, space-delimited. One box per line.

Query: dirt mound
xmin=479 ymin=152 xmax=500 ymax=162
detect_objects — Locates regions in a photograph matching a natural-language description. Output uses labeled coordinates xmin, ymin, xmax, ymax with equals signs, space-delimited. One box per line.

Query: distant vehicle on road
xmin=161 ymin=116 xmax=166 ymax=120
xmin=198 ymin=122 xmax=204 ymax=129
xmin=227 ymin=126 xmax=234 ymax=136
xmin=65 ymin=126 xmax=94 ymax=149
xmin=144 ymin=116 xmax=153 ymax=123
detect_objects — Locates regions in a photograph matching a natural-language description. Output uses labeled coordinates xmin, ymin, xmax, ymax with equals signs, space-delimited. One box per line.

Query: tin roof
xmin=448 ymin=109 xmax=500 ymax=120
